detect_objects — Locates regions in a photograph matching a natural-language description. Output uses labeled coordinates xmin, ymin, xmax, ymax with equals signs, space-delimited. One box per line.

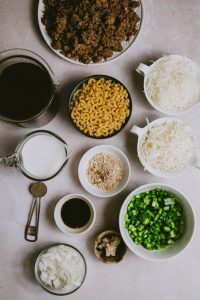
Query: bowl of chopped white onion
xmin=136 ymin=55 xmax=200 ymax=115
xmin=35 ymin=244 xmax=86 ymax=295
xmin=130 ymin=117 xmax=199 ymax=178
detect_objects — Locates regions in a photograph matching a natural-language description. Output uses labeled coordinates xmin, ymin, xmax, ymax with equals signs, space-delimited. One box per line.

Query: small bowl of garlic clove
xmin=94 ymin=230 xmax=127 ymax=264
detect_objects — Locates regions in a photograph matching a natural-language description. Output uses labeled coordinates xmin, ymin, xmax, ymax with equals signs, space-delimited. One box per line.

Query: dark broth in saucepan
xmin=0 ymin=62 xmax=52 ymax=121
xmin=61 ymin=198 xmax=91 ymax=228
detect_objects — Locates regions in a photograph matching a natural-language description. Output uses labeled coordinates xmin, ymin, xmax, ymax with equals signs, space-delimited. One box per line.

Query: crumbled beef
xmin=102 ymin=48 xmax=113 ymax=59
xmin=122 ymin=0 xmax=129 ymax=12
xmin=42 ymin=0 xmax=141 ymax=64
xmin=95 ymin=0 xmax=109 ymax=9
xmin=93 ymin=55 xmax=103 ymax=63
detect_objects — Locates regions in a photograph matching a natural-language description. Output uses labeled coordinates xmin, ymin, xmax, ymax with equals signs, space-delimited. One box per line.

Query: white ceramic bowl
xmin=54 ymin=194 xmax=96 ymax=235
xmin=38 ymin=0 xmax=143 ymax=66
xmin=130 ymin=117 xmax=199 ymax=178
xmin=136 ymin=55 xmax=200 ymax=115
xmin=119 ymin=183 xmax=195 ymax=261
xmin=78 ymin=145 xmax=131 ymax=197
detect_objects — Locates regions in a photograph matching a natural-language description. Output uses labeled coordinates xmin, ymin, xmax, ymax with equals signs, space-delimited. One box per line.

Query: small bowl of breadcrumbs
xmin=78 ymin=144 xmax=131 ymax=197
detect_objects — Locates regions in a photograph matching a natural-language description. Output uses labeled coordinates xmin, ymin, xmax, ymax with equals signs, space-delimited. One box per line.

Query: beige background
xmin=0 ymin=1 xmax=200 ymax=300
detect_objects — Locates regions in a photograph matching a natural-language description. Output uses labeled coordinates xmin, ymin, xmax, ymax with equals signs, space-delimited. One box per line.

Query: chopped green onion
xmin=124 ymin=188 xmax=185 ymax=250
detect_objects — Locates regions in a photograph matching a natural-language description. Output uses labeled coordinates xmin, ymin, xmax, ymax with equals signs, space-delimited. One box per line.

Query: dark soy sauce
xmin=0 ymin=62 xmax=52 ymax=121
xmin=61 ymin=198 xmax=91 ymax=228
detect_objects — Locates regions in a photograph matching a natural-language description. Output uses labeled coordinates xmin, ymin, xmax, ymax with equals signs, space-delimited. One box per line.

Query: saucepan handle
xmin=136 ymin=63 xmax=150 ymax=76
xmin=129 ymin=124 xmax=144 ymax=138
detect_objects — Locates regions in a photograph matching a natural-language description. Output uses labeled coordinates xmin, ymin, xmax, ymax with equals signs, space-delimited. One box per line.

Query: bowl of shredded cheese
xmin=78 ymin=145 xmax=131 ymax=197
xmin=136 ymin=55 xmax=200 ymax=115
xmin=130 ymin=117 xmax=199 ymax=177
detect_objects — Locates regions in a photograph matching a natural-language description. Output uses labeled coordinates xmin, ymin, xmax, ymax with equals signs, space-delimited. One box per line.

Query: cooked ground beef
xmin=42 ymin=0 xmax=141 ymax=64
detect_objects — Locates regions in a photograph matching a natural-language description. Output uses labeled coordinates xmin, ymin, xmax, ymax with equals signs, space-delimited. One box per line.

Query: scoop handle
xmin=24 ymin=197 xmax=40 ymax=242
xmin=136 ymin=63 xmax=150 ymax=76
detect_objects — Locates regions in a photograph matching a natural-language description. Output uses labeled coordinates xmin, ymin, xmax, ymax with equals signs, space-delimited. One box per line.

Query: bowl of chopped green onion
xmin=119 ymin=183 xmax=195 ymax=260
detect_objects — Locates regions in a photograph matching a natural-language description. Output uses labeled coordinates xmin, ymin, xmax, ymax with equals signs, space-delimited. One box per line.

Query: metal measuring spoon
xmin=25 ymin=182 xmax=47 ymax=242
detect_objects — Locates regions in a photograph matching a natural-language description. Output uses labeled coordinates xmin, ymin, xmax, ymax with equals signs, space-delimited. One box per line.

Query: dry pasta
xmin=71 ymin=78 xmax=131 ymax=137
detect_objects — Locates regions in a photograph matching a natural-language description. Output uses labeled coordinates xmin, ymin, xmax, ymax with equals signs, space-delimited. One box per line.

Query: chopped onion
xmin=38 ymin=245 xmax=85 ymax=292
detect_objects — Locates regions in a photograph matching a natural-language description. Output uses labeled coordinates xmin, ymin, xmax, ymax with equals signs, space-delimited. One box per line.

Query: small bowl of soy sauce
xmin=54 ymin=194 xmax=96 ymax=235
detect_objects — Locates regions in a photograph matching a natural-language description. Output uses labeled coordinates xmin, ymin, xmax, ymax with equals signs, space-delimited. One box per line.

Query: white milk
xmin=21 ymin=134 xmax=67 ymax=178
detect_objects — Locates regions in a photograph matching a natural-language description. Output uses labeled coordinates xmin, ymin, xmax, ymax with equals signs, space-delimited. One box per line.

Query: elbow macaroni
xmin=71 ymin=78 xmax=131 ymax=137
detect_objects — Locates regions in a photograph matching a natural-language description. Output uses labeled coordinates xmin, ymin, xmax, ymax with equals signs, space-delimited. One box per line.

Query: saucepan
xmin=130 ymin=117 xmax=199 ymax=178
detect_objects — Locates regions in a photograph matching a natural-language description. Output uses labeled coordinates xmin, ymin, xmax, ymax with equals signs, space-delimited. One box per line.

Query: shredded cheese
xmin=146 ymin=55 xmax=200 ymax=112
xmin=140 ymin=120 xmax=196 ymax=172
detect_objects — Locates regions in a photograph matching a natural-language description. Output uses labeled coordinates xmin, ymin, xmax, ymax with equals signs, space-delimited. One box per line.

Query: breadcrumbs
xmin=87 ymin=152 xmax=124 ymax=191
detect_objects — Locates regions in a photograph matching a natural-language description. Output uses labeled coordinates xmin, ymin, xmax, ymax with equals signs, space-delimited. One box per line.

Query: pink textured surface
xmin=0 ymin=1 xmax=200 ymax=300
